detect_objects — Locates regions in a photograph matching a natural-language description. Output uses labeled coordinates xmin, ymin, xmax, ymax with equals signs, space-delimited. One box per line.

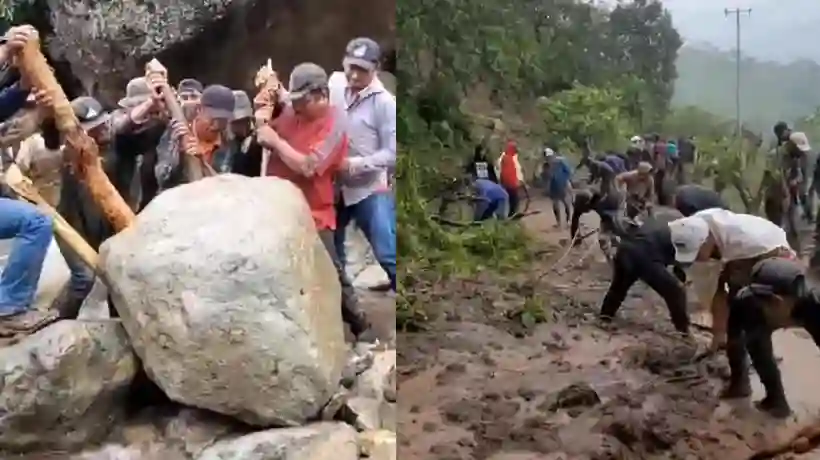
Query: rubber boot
xmin=747 ymin=332 xmax=792 ymax=418
xmin=720 ymin=339 xmax=752 ymax=399
xmin=49 ymin=282 xmax=86 ymax=320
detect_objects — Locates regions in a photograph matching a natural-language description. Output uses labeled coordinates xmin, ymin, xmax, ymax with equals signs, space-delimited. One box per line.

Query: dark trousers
xmin=504 ymin=186 xmax=520 ymax=217
xmin=599 ymin=241 xmax=689 ymax=333
xmin=654 ymin=169 xmax=666 ymax=206
xmin=726 ymin=289 xmax=820 ymax=403
xmin=319 ymin=230 xmax=369 ymax=336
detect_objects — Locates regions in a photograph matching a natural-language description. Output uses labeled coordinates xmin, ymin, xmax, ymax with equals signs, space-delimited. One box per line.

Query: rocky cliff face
xmin=44 ymin=0 xmax=394 ymax=105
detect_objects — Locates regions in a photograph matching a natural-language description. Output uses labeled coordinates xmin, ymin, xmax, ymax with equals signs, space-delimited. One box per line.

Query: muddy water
xmin=761 ymin=330 xmax=820 ymax=420
xmin=399 ymin=199 xmax=820 ymax=459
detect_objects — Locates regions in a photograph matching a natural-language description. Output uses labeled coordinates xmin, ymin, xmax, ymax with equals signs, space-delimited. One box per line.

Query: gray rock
xmin=100 ymin=175 xmax=348 ymax=426
xmin=45 ymin=0 xmax=394 ymax=106
xmin=358 ymin=430 xmax=396 ymax=460
xmin=0 ymin=320 xmax=137 ymax=452
xmin=196 ymin=422 xmax=358 ymax=460
xmin=77 ymin=278 xmax=111 ymax=320
xmin=355 ymin=350 xmax=395 ymax=401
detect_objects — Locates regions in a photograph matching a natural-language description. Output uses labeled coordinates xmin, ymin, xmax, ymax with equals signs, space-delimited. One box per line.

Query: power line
xmin=724 ymin=7 xmax=752 ymax=144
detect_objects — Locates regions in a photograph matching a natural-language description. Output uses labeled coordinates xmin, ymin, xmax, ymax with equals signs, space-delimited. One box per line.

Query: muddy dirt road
xmin=398 ymin=197 xmax=820 ymax=460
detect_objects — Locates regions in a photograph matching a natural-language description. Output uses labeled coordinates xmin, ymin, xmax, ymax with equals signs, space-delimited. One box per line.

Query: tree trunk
xmin=16 ymin=38 xmax=135 ymax=232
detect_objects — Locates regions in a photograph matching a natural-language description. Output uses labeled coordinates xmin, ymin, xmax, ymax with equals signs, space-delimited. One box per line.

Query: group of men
xmin=575 ymin=128 xmax=820 ymax=420
xmin=0 ymin=25 xmax=396 ymax=343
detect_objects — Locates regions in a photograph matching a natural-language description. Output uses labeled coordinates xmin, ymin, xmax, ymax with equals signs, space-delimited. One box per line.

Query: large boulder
xmin=100 ymin=175 xmax=348 ymax=426
xmin=0 ymin=320 xmax=137 ymax=452
xmin=45 ymin=0 xmax=395 ymax=105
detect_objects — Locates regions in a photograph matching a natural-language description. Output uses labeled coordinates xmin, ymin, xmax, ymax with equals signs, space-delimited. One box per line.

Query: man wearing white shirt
xmin=330 ymin=37 xmax=396 ymax=292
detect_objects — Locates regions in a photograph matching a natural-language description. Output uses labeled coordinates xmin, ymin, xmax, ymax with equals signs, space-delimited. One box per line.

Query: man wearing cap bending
xmin=256 ymin=62 xmax=373 ymax=342
xmin=667 ymin=209 xmax=796 ymax=417
xmin=155 ymin=84 xmax=234 ymax=190
xmin=329 ymin=37 xmax=397 ymax=293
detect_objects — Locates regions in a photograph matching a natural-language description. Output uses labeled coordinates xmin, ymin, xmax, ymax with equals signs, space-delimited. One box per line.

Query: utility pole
xmin=725 ymin=7 xmax=752 ymax=143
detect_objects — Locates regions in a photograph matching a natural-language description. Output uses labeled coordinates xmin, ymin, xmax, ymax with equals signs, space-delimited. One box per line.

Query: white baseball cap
xmin=543 ymin=147 xmax=555 ymax=158
xmin=668 ymin=216 xmax=711 ymax=263
xmin=789 ymin=131 xmax=811 ymax=152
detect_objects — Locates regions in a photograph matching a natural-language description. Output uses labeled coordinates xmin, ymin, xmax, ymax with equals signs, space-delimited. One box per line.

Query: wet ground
xmin=398 ymin=198 xmax=820 ymax=460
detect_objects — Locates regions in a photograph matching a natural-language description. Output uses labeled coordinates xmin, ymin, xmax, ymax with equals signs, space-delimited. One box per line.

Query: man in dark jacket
xmin=720 ymin=257 xmax=820 ymax=419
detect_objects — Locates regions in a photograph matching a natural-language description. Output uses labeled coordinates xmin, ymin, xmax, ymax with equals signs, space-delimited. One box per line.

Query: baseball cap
xmin=199 ymin=85 xmax=235 ymax=120
xmin=118 ymin=77 xmax=153 ymax=108
xmin=637 ymin=161 xmax=653 ymax=173
xmin=668 ymin=216 xmax=711 ymax=264
xmin=287 ymin=63 xmax=328 ymax=102
xmin=232 ymin=90 xmax=253 ymax=120
xmin=177 ymin=78 xmax=203 ymax=95
xmin=789 ymin=131 xmax=811 ymax=152
xmin=543 ymin=147 xmax=555 ymax=158
xmin=71 ymin=96 xmax=110 ymax=131
xmin=343 ymin=37 xmax=381 ymax=71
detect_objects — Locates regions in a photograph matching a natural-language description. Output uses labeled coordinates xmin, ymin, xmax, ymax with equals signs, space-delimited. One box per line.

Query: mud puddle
xmin=399 ymin=199 xmax=820 ymax=459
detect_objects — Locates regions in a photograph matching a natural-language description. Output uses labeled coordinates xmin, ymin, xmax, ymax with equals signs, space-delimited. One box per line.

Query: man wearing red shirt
xmin=256 ymin=62 xmax=372 ymax=341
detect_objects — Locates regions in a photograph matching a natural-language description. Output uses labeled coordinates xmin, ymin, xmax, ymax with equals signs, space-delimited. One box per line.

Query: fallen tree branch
xmin=16 ymin=35 xmax=135 ymax=232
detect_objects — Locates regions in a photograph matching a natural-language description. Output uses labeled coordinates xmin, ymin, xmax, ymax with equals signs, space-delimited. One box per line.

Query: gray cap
xmin=200 ymin=84 xmax=235 ymax=120
xmin=287 ymin=62 xmax=328 ymax=102
xmin=232 ymin=90 xmax=252 ymax=120
xmin=118 ymin=77 xmax=152 ymax=108
xmin=177 ymin=78 xmax=203 ymax=95
xmin=71 ymin=96 xmax=110 ymax=131
xmin=343 ymin=37 xmax=381 ymax=71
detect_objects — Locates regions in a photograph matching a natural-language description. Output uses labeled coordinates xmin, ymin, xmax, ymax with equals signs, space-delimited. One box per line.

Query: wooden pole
xmin=15 ymin=37 xmax=136 ymax=232
xmin=146 ymin=59 xmax=215 ymax=181
xmin=4 ymin=164 xmax=99 ymax=274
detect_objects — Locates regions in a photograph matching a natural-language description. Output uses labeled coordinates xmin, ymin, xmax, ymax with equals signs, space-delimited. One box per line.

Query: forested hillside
xmin=397 ymin=0 xmax=683 ymax=325
xmin=673 ymin=45 xmax=820 ymax=130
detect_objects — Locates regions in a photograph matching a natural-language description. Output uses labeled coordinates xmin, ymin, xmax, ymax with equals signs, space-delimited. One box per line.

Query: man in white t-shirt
xmin=668 ymin=209 xmax=798 ymax=417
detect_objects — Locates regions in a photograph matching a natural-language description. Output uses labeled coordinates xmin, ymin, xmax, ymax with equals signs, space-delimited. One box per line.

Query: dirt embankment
xmin=398 ymin=198 xmax=820 ymax=460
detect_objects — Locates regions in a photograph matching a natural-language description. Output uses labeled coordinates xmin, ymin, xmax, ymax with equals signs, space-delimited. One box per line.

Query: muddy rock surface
xmin=398 ymin=198 xmax=820 ymax=460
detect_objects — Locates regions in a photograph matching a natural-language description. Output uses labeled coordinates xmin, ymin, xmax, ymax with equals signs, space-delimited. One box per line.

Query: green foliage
xmin=396 ymin=148 xmax=533 ymax=331
xmin=538 ymin=83 xmax=637 ymax=151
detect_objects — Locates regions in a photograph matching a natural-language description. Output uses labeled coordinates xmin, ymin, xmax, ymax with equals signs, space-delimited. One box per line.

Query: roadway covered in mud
xmin=398 ymin=198 xmax=820 ymax=460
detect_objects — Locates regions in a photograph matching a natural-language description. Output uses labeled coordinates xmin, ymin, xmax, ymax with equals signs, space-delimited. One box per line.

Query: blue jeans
xmin=335 ymin=192 xmax=396 ymax=291
xmin=0 ymin=198 xmax=53 ymax=316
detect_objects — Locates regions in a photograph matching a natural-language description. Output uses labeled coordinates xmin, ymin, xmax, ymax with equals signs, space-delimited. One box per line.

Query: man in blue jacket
xmin=544 ymin=148 xmax=573 ymax=228
xmin=0 ymin=25 xmax=59 ymax=333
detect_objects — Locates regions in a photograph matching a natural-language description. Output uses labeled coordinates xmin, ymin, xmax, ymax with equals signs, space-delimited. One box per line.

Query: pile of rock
xmin=0 ymin=175 xmax=396 ymax=460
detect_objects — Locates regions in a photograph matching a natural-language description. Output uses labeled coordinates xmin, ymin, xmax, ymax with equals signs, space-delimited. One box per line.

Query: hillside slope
xmin=673 ymin=45 xmax=820 ymax=129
